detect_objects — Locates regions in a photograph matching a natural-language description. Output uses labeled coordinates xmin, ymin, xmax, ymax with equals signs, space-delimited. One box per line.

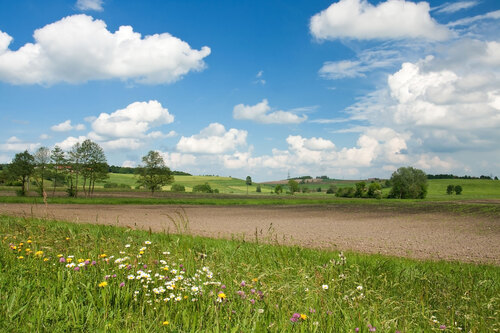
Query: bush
xmin=15 ymin=189 xmax=26 ymax=197
xmin=388 ymin=167 xmax=428 ymax=199
xmin=316 ymin=187 xmax=322 ymax=192
xmin=301 ymin=187 xmax=309 ymax=193
xmin=192 ymin=183 xmax=213 ymax=193
xmin=213 ymin=189 xmax=219 ymax=194
xmin=335 ymin=187 xmax=354 ymax=197
xmin=326 ymin=185 xmax=337 ymax=194
xmin=454 ymin=185 xmax=463 ymax=195
xmin=354 ymin=182 xmax=366 ymax=198
xmin=274 ymin=185 xmax=283 ymax=195
xmin=256 ymin=185 xmax=261 ymax=193
xmin=446 ymin=184 xmax=454 ymax=195
xmin=171 ymin=183 xmax=186 ymax=192
xmin=367 ymin=182 xmax=382 ymax=199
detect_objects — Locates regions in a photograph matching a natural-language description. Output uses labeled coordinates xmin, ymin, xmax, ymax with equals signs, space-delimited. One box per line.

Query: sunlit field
xmin=1 ymin=215 xmax=498 ymax=332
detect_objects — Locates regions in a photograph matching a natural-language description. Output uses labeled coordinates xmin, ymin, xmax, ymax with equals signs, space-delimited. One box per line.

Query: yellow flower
xmin=10 ymin=245 xmax=16 ymax=250
xmin=19 ymin=242 xmax=24 ymax=246
xmin=300 ymin=314 xmax=307 ymax=320
xmin=35 ymin=251 xmax=43 ymax=256
xmin=252 ymin=278 xmax=258 ymax=282
xmin=217 ymin=292 xmax=226 ymax=299
xmin=27 ymin=240 xmax=32 ymax=244
xmin=139 ymin=251 xmax=144 ymax=255
xmin=162 ymin=321 xmax=169 ymax=326
xmin=184 ymin=296 xmax=188 ymax=299
xmin=99 ymin=254 xmax=107 ymax=258
xmin=78 ymin=258 xmax=85 ymax=263
xmin=65 ymin=237 xmax=70 ymax=240
xmin=66 ymin=258 xmax=73 ymax=263
xmin=99 ymin=282 xmax=108 ymax=288
xmin=43 ymin=258 xmax=49 ymax=262
xmin=17 ymin=256 xmax=24 ymax=259
xmin=57 ymin=254 xmax=63 ymax=257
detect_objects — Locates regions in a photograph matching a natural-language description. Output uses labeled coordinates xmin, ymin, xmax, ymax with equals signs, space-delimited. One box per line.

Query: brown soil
xmin=1 ymin=203 xmax=499 ymax=265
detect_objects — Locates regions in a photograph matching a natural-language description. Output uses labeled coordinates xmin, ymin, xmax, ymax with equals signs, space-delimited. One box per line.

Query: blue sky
xmin=0 ymin=0 xmax=499 ymax=181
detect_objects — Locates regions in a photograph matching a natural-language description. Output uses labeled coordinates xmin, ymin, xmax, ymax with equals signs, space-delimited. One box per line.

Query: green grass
xmin=1 ymin=215 xmax=498 ymax=331
xmin=426 ymin=179 xmax=500 ymax=200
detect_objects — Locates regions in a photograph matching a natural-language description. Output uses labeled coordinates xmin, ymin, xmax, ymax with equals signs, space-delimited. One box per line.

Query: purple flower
xmin=84 ymin=260 xmax=90 ymax=265
xmin=221 ymin=285 xmax=226 ymax=289
xmin=112 ymin=274 xmax=117 ymax=278
xmin=440 ymin=325 xmax=446 ymax=330
xmin=250 ymin=288 xmax=256 ymax=294
xmin=290 ymin=313 xmax=301 ymax=323
xmin=91 ymin=260 xmax=96 ymax=266
xmin=250 ymin=299 xmax=255 ymax=304
xmin=105 ymin=275 xmax=110 ymax=280
xmin=240 ymin=281 xmax=246 ymax=287
xmin=355 ymin=328 xmax=359 ymax=333
xmin=59 ymin=257 xmax=66 ymax=263
xmin=309 ymin=308 xmax=316 ymax=313
xmin=119 ymin=282 xmax=125 ymax=288
xmin=179 ymin=264 xmax=183 ymax=268
xmin=143 ymin=264 xmax=147 ymax=269
xmin=290 ymin=317 xmax=298 ymax=323
xmin=74 ymin=267 xmax=80 ymax=271
xmin=327 ymin=310 xmax=333 ymax=315
xmin=127 ymin=265 xmax=131 ymax=270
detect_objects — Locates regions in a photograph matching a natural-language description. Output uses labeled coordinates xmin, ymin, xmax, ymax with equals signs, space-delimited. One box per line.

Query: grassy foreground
xmin=1 ymin=216 xmax=499 ymax=332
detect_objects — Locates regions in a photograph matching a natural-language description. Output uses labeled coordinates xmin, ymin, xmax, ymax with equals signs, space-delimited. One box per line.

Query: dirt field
xmin=1 ymin=203 xmax=499 ymax=265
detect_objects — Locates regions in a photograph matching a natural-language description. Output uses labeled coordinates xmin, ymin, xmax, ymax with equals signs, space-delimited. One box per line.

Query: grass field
xmin=1 ymin=215 xmax=498 ymax=331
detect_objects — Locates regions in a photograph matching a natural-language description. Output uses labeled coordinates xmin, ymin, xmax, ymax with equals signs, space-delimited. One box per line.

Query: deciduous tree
xmin=388 ymin=167 xmax=428 ymax=199
xmin=8 ymin=150 xmax=35 ymax=196
xmin=136 ymin=151 xmax=174 ymax=195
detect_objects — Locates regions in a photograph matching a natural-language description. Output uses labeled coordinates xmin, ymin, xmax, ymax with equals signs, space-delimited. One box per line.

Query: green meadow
xmin=1 ymin=215 xmax=498 ymax=332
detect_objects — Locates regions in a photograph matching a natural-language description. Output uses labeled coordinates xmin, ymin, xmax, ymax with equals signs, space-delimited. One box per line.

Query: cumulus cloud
xmin=233 ymin=99 xmax=307 ymax=124
xmin=0 ymin=14 xmax=211 ymax=85
xmin=310 ymin=0 xmax=450 ymax=41
xmin=176 ymin=123 xmax=247 ymax=154
xmin=159 ymin=152 xmax=197 ymax=169
xmin=76 ymin=0 xmax=104 ymax=11
xmin=51 ymin=120 xmax=86 ymax=132
xmin=54 ymin=135 xmax=87 ymax=151
xmin=0 ymin=136 xmax=40 ymax=152
xmin=91 ymin=100 xmax=174 ymax=139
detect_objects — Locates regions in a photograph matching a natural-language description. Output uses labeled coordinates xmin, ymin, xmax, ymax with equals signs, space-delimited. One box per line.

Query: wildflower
xmin=59 ymin=257 xmax=66 ymax=263
xmin=300 ymin=314 xmax=307 ymax=320
xmin=125 ymin=244 xmax=131 ymax=248
xmin=57 ymin=254 xmax=63 ymax=257
xmin=322 ymin=284 xmax=329 ymax=290
xmin=65 ymin=237 xmax=70 ymax=240
xmin=250 ymin=298 xmax=256 ymax=305
xmin=217 ymin=292 xmax=226 ymax=301
xmin=252 ymin=278 xmax=258 ymax=282
xmin=258 ymin=309 xmax=264 ymax=314
xmin=162 ymin=321 xmax=169 ymax=326
xmin=119 ymin=282 xmax=125 ymax=288
xmin=35 ymin=250 xmax=43 ymax=256
xmin=439 ymin=325 xmax=446 ymax=330
xmin=74 ymin=267 xmax=80 ymax=271
xmin=357 ymin=285 xmax=363 ymax=291
xmin=309 ymin=308 xmax=316 ymax=313
xmin=221 ymin=284 xmax=226 ymax=289
xmin=240 ymin=280 xmax=246 ymax=287
xmin=145 ymin=241 xmax=151 ymax=245
xmin=91 ymin=261 xmax=97 ymax=266
xmin=27 ymin=240 xmax=32 ymax=244
xmin=290 ymin=313 xmax=301 ymax=323
xmin=250 ymin=288 xmax=256 ymax=294
xmin=43 ymin=258 xmax=49 ymax=262
xmin=17 ymin=256 xmax=24 ymax=259
xmin=66 ymin=263 xmax=75 ymax=268
xmin=99 ymin=281 xmax=108 ymax=288
xmin=78 ymin=258 xmax=85 ymax=263
xmin=99 ymin=254 xmax=107 ymax=258
xmin=66 ymin=258 xmax=72 ymax=263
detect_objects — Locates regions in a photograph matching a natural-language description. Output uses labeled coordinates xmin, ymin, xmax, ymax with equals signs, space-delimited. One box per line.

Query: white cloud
xmin=51 ymin=120 xmax=86 ymax=132
xmin=159 ymin=152 xmax=197 ymax=169
xmin=91 ymin=100 xmax=174 ymax=139
xmin=233 ymin=99 xmax=307 ymax=124
xmin=39 ymin=134 xmax=49 ymax=140
xmin=0 ymin=14 xmax=211 ymax=85
xmin=310 ymin=0 xmax=450 ymax=41
xmin=54 ymin=135 xmax=87 ymax=151
xmin=176 ymin=123 xmax=247 ymax=154
xmin=0 ymin=137 xmax=40 ymax=152
xmin=447 ymin=9 xmax=500 ymax=27
xmin=415 ymin=154 xmax=454 ymax=171
xmin=320 ymin=49 xmax=404 ymax=79
xmin=434 ymin=1 xmax=478 ymax=14
xmin=76 ymin=0 xmax=104 ymax=12
xmin=0 ymin=154 xmax=10 ymax=163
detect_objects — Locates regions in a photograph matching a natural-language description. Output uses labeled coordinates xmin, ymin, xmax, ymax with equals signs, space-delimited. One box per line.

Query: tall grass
xmin=1 ymin=215 xmax=498 ymax=331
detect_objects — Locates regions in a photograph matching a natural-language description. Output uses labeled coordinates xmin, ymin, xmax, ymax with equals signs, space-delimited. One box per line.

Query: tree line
xmin=2 ymin=139 xmax=108 ymax=197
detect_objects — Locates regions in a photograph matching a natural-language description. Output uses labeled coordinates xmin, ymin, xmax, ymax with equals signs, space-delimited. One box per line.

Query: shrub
xmin=301 ymin=187 xmax=309 ymax=193
xmin=335 ymin=187 xmax=354 ymax=197
xmin=326 ymin=185 xmax=337 ymax=194
xmin=274 ymin=185 xmax=283 ymax=195
xmin=367 ymin=182 xmax=382 ymax=198
xmin=354 ymin=182 xmax=366 ymax=198
xmin=446 ymin=185 xmax=454 ymax=195
xmin=316 ymin=187 xmax=322 ymax=192
xmin=192 ymin=183 xmax=213 ymax=193
xmin=256 ymin=185 xmax=261 ymax=193
xmin=454 ymin=185 xmax=463 ymax=195
xmin=171 ymin=183 xmax=186 ymax=192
